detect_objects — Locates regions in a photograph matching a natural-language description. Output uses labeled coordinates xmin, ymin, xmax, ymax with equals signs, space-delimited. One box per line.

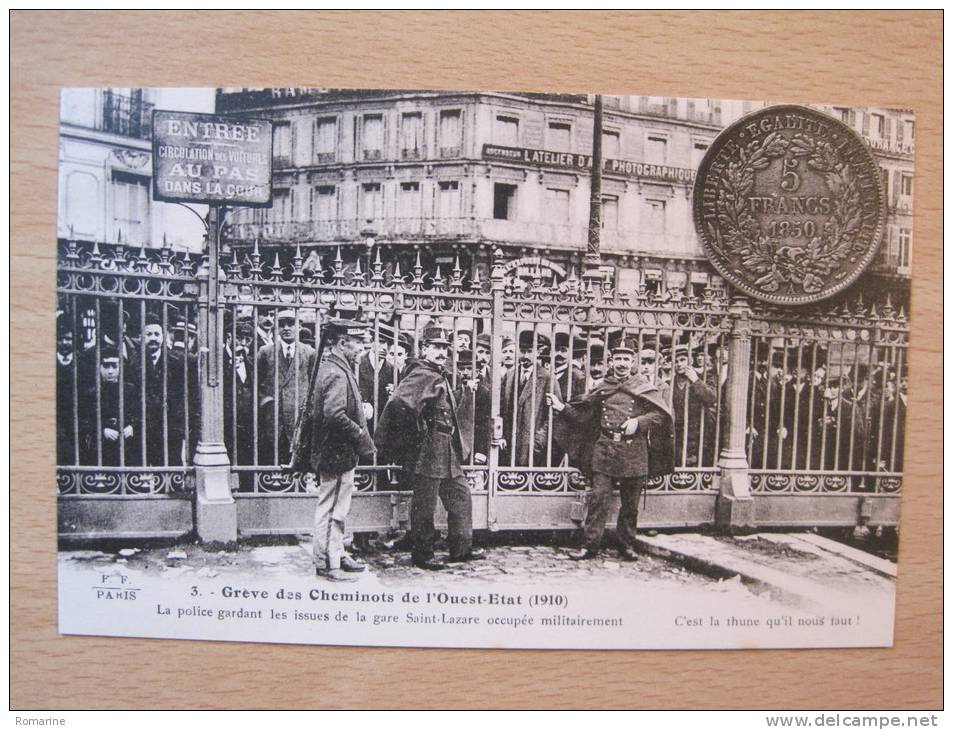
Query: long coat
xmin=143 ymin=350 xmax=193 ymax=466
xmin=223 ymin=348 xmax=254 ymax=465
xmin=455 ymin=376 xmax=492 ymax=461
xmin=79 ymin=379 xmax=142 ymax=467
xmin=256 ymin=341 xmax=316 ymax=462
xmin=500 ymin=365 xmax=561 ymax=467
xmin=553 ymin=373 xmax=675 ymax=479
xmin=375 ymin=359 xmax=471 ymax=478
xmin=668 ymin=374 xmax=718 ymax=468
xmin=307 ymin=351 xmax=375 ymax=477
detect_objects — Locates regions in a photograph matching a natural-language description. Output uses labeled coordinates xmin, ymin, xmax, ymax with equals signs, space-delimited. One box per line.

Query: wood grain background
xmin=11 ymin=10 xmax=942 ymax=709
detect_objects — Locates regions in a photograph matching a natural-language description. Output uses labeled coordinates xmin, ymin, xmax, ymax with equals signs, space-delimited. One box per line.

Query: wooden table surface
xmin=10 ymin=10 xmax=942 ymax=709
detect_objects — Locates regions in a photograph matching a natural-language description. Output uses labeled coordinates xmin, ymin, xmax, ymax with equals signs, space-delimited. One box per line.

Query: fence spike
xmin=469 ymin=266 xmax=482 ymax=291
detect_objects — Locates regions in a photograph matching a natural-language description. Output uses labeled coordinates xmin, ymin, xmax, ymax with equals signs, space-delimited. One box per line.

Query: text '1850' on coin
xmin=693 ymin=104 xmax=887 ymax=305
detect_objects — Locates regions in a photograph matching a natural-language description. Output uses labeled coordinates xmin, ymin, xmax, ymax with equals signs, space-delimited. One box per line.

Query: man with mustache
xmin=375 ymin=325 xmax=483 ymax=570
xmin=500 ymin=331 xmax=558 ymax=467
xmin=141 ymin=313 xmax=190 ymax=467
xmin=306 ymin=308 xmax=376 ymax=582
xmin=223 ymin=320 xmax=255 ymax=467
xmin=548 ymin=336 xmax=674 ymax=561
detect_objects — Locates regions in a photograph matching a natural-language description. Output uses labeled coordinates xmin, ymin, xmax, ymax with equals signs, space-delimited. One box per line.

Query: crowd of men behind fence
xmin=56 ymin=299 xmax=907 ymax=488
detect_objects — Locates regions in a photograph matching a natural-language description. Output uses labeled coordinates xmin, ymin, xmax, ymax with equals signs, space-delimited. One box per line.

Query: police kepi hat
xmin=322 ymin=304 xmax=369 ymax=337
xmin=421 ymin=325 xmax=452 ymax=346
xmin=611 ymin=335 xmax=638 ymax=356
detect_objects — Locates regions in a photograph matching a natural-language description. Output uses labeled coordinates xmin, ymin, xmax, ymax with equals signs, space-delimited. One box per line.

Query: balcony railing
xmin=101 ymin=92 xmax=154 ymax=140
xmin=223 ymin=217 xmax=479 ymax=244
xmin=222 ymin=215 xmax=706 ymax=256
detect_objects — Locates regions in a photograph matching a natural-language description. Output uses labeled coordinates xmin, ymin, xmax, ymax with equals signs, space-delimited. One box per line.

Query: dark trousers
xmin=411 ymin=473 xmax=473 ymax=562
xmin=583 ymin=472 xmax=646 ymax=551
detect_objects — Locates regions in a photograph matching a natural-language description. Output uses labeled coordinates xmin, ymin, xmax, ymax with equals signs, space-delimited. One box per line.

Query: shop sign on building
xmin=482 ymin=144 xmax=696 ymax=184
xmin=153 ymin=110 xmax=273 ymax=206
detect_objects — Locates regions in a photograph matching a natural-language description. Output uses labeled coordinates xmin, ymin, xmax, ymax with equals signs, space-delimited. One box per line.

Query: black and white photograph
xmin=55 ymin=87 xmax=912 ymax=650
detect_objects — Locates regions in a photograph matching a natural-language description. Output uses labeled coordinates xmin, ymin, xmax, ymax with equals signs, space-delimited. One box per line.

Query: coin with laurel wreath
xmin=693 ymin=105 xmax=887 ymax=305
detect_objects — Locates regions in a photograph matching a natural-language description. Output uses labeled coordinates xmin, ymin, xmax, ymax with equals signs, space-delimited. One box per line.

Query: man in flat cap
xmin=547 ymin=336 xmax=674 ymax=561
xmin=257 ymin=309 xmax=316 ymax=466
xmin=303 ymin=307 xmax=376 ymax=582
xmin=375 ymin=325 xmax=483 ymax=570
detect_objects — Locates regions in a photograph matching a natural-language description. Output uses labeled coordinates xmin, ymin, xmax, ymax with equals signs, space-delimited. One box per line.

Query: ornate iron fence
xmin=56 ymin=237 xmax=907 ymax=539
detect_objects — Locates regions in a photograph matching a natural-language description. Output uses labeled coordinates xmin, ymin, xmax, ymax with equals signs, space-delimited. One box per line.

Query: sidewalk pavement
xmin=59 ymin=529 xmax=895 ymax=611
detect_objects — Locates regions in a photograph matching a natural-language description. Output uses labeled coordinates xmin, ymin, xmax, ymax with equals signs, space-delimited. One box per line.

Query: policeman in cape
xmin=546 ymin=334 xmax=675 ymax=561
xmin=375 ymin=325 xmax=485 ymax=570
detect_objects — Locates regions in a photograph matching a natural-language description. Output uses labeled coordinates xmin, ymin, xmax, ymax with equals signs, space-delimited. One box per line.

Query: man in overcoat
xmin=375 ymin=326 xmax=484 ymax=570
xmin=668 ymin=344 xmax=718 ymax=468
xmin=500 ymin=331 xmax=559 ymax=467
xmin=304 ymin=310 xmax=376 ymax=582
xmin=547 ymin=337 xmax=674 ymax=560
xmin=257 ymin=309 xmax=317 ymax=465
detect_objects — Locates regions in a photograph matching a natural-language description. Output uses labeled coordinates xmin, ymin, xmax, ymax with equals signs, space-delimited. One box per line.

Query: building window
xmin=601 ymin=195 xmax=619 ymax=230
xmin=871 ymin=113 xmax=885 ymax=139
xmin=880 ymin=167 xmax=890 ymax=199
xmin=311 ymin=185 xmax=336 ymax=220
xmin=399 ymin=181 xmax=422 ymax=218
xmin=273 ymin=122 xmax=293 ymax=167
xmin=271 ymin=188 xmax=293 ymax=222
xmin=646 ymin=136 xmax=667 ymax=165
xmin=692 ymin=142 xmax=709 ymax=168
xmin=400 ymin=112 xmax=424 ymax=159
xmin=644 ymin=199 xmax=666 ymax=235
xmin=602 ymin=130 xmax=620 ymax=158
xmin=834 ymin=107 xmax=850 ymax=124
xmin=360 ymin=182 xmax=383 ymax=222
xmin=493 ymin=183 xmax=517 ymax=220
xmin=898 ymin=227 xmax=912 ymax=268
xmin=904 ymin=119 xmax=915 ymax=143
xmin=361 ymin=114 xmax=384 ymax=161
xmin=494 ymin=115 xmax=520 ymax=146
xmin=313 ymin=117 xmax=337 ymax=164
xmin=439 ymin=110 xmax=462 ymax=157
xmin=101 ymin=89 xmax=151 ymax=139
xmin=548 ymin=121 xmax=571 ymax=152
xmin=900 ymin=174 xmax=913 ymax=197
xmin=546 ymin=188 xmax=571 ymax=224
xmin=437 ymin=180 xmax=460 ymax=218
xmin=111 ymin=171 xmax=149 ymax=245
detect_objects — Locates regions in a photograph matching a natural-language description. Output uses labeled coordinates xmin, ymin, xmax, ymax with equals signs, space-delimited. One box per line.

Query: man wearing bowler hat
xmin=257 ymin=309 xmax=317 ymax=465
xmin=375 ymin=325 xmax=483 ymax=570
xmin=548 ymin=335 xmax=674 ymax=561
xmin=305 ymin=307 xmax=376 ymax=582
xmin=500 ymin=331 xmax=559 ymax=467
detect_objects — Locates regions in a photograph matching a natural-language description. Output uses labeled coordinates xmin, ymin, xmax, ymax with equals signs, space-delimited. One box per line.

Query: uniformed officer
xmin=304 ymin=308 xmax=376 ymax=582
xmin=375 ymin=325 xmax=484 ymax=570
xmin=547 ymin=337 xmax=674 ymax=560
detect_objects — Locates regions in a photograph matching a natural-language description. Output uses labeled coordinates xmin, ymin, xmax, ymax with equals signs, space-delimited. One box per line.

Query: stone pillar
xmin=716 ymin=295 xmax=755 ymax=529
xmin=194 ymin=206 xmax=237 ymax=543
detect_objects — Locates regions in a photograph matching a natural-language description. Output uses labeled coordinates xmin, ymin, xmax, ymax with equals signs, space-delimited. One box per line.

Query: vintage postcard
xmin=56 ymin=87 xmax=911 ymax=649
